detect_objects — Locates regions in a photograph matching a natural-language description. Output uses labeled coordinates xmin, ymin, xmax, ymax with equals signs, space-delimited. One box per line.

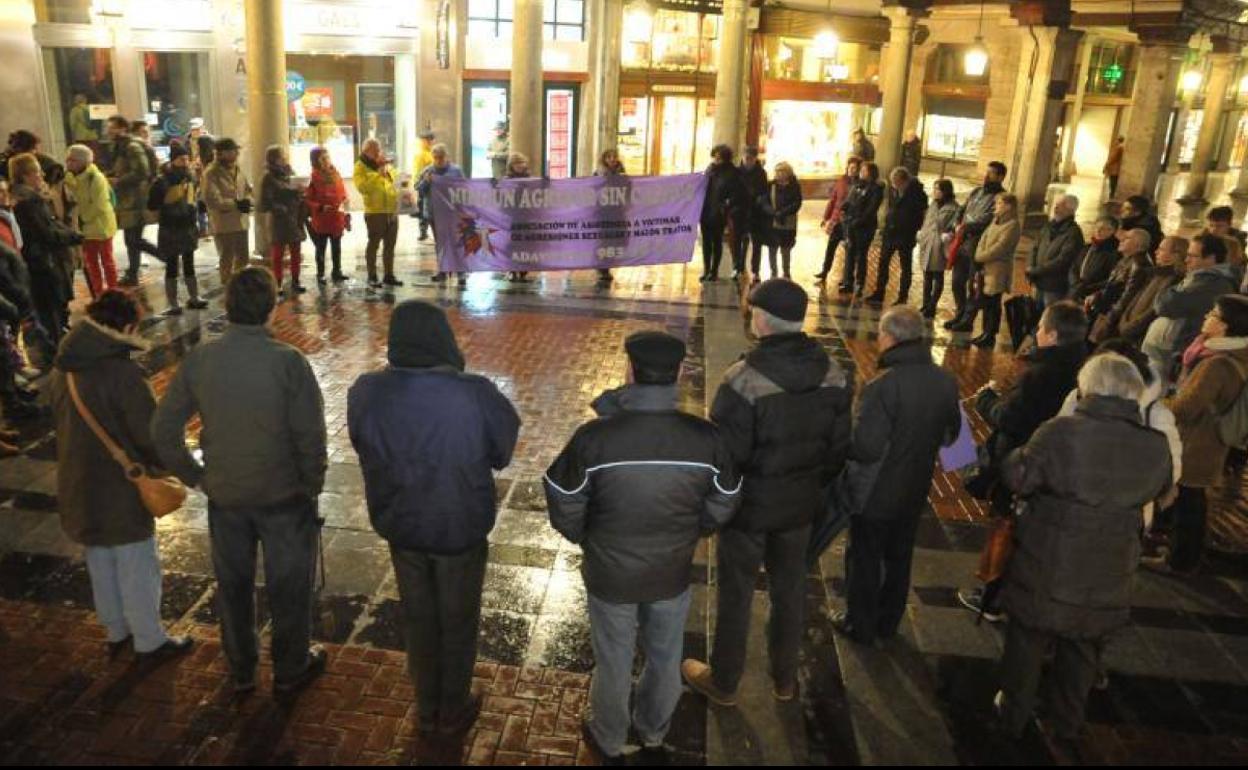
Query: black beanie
xmin=1216 ymin=294 xmax=1248 ymax=338
xmin=387 ymin=301 xmax=465 ymax=371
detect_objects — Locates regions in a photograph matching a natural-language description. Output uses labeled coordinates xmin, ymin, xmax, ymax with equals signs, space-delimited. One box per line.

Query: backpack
xmin=1215 ymin=356 xmax=1248 ymax=448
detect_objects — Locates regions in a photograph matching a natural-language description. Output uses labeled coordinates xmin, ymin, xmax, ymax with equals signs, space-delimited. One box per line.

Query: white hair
xmin=67 ymin=144 xmax=93 ymax=164
xmin=880 ymin=305 xmax=925 ymax=344
xmin=361 ymin=137 xmax=382 ymax=153
xmin=1077 ymin=353 xmax=1145 ymax=401
xmin=431 ymin=143 xmax=448 ymax=157
xmin=1127 ymin=228 xmax=1152 ymax=252
xmin=754 ymin=308 xmax=804 ymax=335
xmin=1057 ymin=193 xmax=1079 ymax=212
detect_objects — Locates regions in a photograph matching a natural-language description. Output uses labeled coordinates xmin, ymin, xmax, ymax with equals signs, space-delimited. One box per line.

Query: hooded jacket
xmin=1026 ymin=216 xmax=1084 ymax=295
xmin=545 ymin=384 xmax=742 ymax=604
xmin=106 ymin=136 xmax=151 ymax=229
xmin=1143 ymin=263 xmax=1238 ymax=369
xmin=882 ymin=178 xmax=928 ymax=244
xmin=49 ymin=318 xmax=159 ymax=547
xmin=67 ymin=162 xmax=117 ymax=241
xmin=349 ymin=302 xmax=520 ymax=554
xmin=147 ymin=166 xmax=199 ymax=257
xmin=1003 ymin=395 xmax=1172 ymax=639
xmin=845 ymin=339 xmax=961 ymax=521
xmin=305 ymin=166 xmax=347 ymax=237
xmin=258 ymin=163 xmax=306 ymax=245
xmin=710 ymin=333 xmax=853 ymax=531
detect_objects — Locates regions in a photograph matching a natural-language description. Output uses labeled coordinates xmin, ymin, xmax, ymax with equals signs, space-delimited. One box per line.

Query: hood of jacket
xmin=744 ymin=332 xmax=831 ymax=394
xmin=54 ymin=318 xmax=148 ymax=373
xmin=386 ymin=300 xmax=465 ymax=371
xmin=1188 ymin=261 xmax=1239 ymax=290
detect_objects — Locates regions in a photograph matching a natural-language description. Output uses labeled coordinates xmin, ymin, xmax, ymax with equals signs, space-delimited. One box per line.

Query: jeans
xmin=123 ymin=224 xmax=160 ymax=278
xmin=84 ymin=536 xmax=170 ymax=653
xmin=82 ymin=238 xmax=118 ymax=298
xmin=844 ymin=514 xmax=921 ymax=644
xmin=364 ymin=213 xmax=399 ymax=279
xmin=309 ymin=232 xmax=343 ymax=278
xmin=700 ymin=218 xmax=725 ymax=277
xmin=842 ymin=229 xmax=875 ymax=290
xmin=710 ymin=525 xmax=810 ymax=693
xmin=999 ymin=620 xmax=1100 ymax=739
xmin=587 ymin=587 xmax=692 ymax=757
xmin=951 ymin=250 xmax=973 ymax=318
xmin=214 ymin=230 xmax=249 ymax=285
xmin=208 ymin=496 xmax=319 ymax=683
xmin=875 ymin=238 xmax=915 ymax=300
xmin=390 ymin=541 xmax=488 ymax=723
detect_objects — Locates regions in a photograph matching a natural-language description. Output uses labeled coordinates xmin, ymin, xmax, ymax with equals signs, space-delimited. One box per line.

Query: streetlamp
xmin=1182 ymin=69 xmax=1203 ymax=93
xmin=812 ymin=30 xmax=839 ymax=59
xmin=964 ymin=1 xmax=988 ymax=77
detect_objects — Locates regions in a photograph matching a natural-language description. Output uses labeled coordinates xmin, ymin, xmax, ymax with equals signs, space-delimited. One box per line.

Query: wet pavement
xmin=1 ymin=194 xmax=1247 ymax=765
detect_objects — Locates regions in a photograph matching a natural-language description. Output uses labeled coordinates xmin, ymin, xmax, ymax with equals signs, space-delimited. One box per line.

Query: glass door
xmin=657 ymin=96 xmax=696 ymax=175
xmin=617 ymin=96 xmax=650 ymax=175
xmin=542 ymin=84 xmax=577 ymax=179
xmin=42 ymin=46 xmax=117 ymax=156
xmin=464 ymin=83 xmax=509 ymax=178
xmin=139 ymin=50 xmax=212 ymax=147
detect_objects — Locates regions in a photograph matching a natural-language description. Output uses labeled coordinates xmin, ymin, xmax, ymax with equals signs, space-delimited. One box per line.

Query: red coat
xmin=0 ymin=218 xmax=16 ymax=251
xmin=821 ymin=174 xmax=853 ymax=227
xmin=304 ymin=169 xmax=347 ymax=237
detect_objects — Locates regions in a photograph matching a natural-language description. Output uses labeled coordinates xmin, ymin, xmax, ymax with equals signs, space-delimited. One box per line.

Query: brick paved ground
xmin=2 ymin=204 xmax=1247 ymax=765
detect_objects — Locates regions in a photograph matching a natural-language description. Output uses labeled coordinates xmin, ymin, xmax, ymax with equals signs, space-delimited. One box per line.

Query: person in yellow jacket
xmin=64 ymin=144 xmax=118 ymax=297
xmin=413 ymin=130 xmax=435 ymax=240
xmin=353 ymin=138 xmax=401 ymax=288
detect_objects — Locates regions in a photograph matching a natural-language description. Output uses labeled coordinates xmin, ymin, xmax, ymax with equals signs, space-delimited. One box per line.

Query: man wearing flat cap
xmin=682 ymin=278 xmax=853 ymax=705
xmin=545 ymin=331 xmax=742 ymax=764
xmin=348 ymin=300 xmax=521 ymax=736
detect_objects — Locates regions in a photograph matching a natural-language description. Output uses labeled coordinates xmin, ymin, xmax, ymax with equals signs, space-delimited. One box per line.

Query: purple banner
xmin=431 ymin=173 xmax=708 ymax=272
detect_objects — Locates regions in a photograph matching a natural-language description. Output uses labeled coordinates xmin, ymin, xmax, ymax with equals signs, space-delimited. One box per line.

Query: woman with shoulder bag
xmin=48 ymin=290 xmax=192 ymax=660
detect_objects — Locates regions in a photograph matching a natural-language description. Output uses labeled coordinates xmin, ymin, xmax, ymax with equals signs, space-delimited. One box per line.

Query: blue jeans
xmin=586 ymin=588 xmax=692 ymax=757
xmin=84 ymin=536 xmax=170 ymax=653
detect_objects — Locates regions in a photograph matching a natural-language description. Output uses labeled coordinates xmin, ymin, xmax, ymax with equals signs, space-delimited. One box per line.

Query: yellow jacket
xmin=353 ymin=157 xmax=398 ymax=215
xmin=413 ymin=145 xmax=434 ymax=178
xmin=67 ymin=163 xmax=117 ymax=240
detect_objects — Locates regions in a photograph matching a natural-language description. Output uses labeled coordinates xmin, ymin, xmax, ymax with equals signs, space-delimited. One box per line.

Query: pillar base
xmin=1175 ymin=195 xmax=1208 ymax=228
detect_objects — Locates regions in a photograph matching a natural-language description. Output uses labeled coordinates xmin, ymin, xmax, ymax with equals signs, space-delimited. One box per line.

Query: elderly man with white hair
xmin=353 ymin=137 xmax=402 ymax=289
xmin=830 ymin=305 xmax=960 ymax=646
xmin=994 ymin=352 xmax=1172 ymax=747
xmin=1086 ymin=227 xmax=1154 ymax=330
xmin=1025 ymin=193 xmax=1084 ymax=309
xmin=65 ymin=143 xmax=118 ymax=296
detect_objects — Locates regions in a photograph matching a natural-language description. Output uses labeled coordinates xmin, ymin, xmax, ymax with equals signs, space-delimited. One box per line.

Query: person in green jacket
xmin=352 ymin=138 xmax=401 ymax=289
xmin=104 ymin=116 xmax=159 ymax=286
xmin=65 ymin=144 xmax=117 ymax=297
xmin=68 ymin=95 xmax=97 ymax=143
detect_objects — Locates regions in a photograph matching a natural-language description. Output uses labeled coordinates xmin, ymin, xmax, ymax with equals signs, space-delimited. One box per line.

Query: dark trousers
xmin=390 ymin=541 xmax=488 ymax=722
xmin=208 ymin=497 xmax=318 ymax=683
xmin=842 ymin=229 xmax=875 ymax=290
xmin=701 ymin=219 xmax=725 ymax=277
xmin=1166 ymin=485 xmax=1207 ymax=571
xmin=164 ymin=250 xmax=195 ymax=280
xmin=820 ymin=223 xmax=846 ymax=277
xmin=123 ymin=224 xmax=160 ymax=277
xmin=364 ymin=213 xmax=399 ymax=279
xmin=746 ymin=227 xmax=770 ymax=276
xmin=844 ymin=514 xmax=921 ymax=644
xmin=922 ymin=271 xmax=944 ymax=311
xmin=875 ymin=238 xmax=915 ymax=300
xmin=951 ymin=252 xmax=973 ymax=318
xmin=999 ymin=620 xmax=1100 ymax=739
xmin=309 ymin=232 xmax=343 ymax=278
xmin=29 ymin=270 xmax=65 ymax=343
xmin=710 ymin=525 xmax=811 ymax=693
xmin=964 ymin=293 xmax=1004 ymax=338
xmin=728 ymin=220 xmax=748 ymax=273
xmin=1107 ymin=175 xmax=1119 ymax=199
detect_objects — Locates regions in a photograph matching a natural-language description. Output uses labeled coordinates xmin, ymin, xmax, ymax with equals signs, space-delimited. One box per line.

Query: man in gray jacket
xmin=153 ymin=267 xmax=328 ymax=696
xmin=1025 ymin=194 xmax=1084 ymax=309
xmin=1143 ymin=233 xmax=1236 ymax=377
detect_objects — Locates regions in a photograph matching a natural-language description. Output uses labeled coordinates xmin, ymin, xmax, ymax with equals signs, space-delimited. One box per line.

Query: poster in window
xmin=357 ymin=83 xmax=396 ymax=160
xmin=546 ymin=90 xmax=573 ymax=179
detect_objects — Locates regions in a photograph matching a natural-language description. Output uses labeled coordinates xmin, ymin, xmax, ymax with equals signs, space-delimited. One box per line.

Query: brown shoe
xmin=680 ymin=659 xmax=736 ymax=707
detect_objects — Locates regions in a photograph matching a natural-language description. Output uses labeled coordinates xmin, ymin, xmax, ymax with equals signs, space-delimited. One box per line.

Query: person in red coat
xmin=304 ymin=146 xmax=348 ymax=285
xmin=814 ymin=156 xmax=861 ymax=286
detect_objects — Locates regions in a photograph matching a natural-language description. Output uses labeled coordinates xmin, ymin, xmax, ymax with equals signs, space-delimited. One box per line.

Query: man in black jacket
xmin=869 ymin=167 xmax=927 ymax=306
xmin=958 ymin=301 xmax=1088 ymax=620
xmin=348 ymin=300 xmax=521 ymax=736
xmin=545 ymin=332 xmax=741 ymax=764
xmin=1025 ymin=193 xmax=1084 ymax=308
xmin=946 ymin=161 xmax=1005 ymax=324
xmin=735 ymin=146 xmax=769 ymax=280
xmin=832 ymin=305 xmax=960 ymax=645
xmin=1068 ymin=217 xmax=1121 ymax=302
xmin=683 ymin=279 xmax=853 ymax=704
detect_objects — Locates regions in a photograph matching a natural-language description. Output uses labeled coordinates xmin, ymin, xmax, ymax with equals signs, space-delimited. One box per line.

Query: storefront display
xmin=466 ymin=84 xmax=509 ymax=179
xmin=622 ymin=9 xmax=719 ymax=73
xmin=42 ymin=46 xmax=115 ymax=149
xmin=141 ymin=50 xmax=210 ymax=146
xmin=618 ymin=96 xmax=650 ymax=175
xmin=923 ymin=114 xmax=984 ymax=162
xmin=291 ymin=125 xmax=356 ymax=178
xmin=463 ymin=81 xmax=580 ymax=178
xmin=545 ymin=88 xmax=574 ymax=179
xmin=1178 ymin=109 xmax=1204 ymax=166
xmin=763 ymin=37 xmax=878 ymax=84
xmin=760 ymin=100 xmax=859 ymax=179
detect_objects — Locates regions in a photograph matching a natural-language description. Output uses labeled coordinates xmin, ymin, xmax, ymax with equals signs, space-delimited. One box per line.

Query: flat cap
xmin=748 ymin=278 xmax=807 ymax=322
xmin=624 ymin=331 xmax=686 ymax=383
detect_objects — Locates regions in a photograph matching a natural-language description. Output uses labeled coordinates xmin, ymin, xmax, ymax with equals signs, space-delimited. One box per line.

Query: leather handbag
xmin=975 ymin=515 xmax=1015 ymax=583
xmin=66 ymin=373 xmax=187 ymax=518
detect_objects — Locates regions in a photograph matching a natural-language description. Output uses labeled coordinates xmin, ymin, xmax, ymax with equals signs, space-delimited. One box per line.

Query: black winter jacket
xmin=147 ymin=167 xmax=200 ymax=258
xmin=978 ymin=341 xmax=1088 ymax=456
xmin=10 ymin=183 xmax=79 ymax=282
xmin=701 ymin=162 xmax=746 ymax=226
xmin=1003 ymin=396 xmax=1172 ymax=639
xmin=841 ymin=179 xmax=884 ymax=237
xmin=882 ymin=179 xmax=928 ymax=244
xmin=739 ymin=162 xmax=769 ymax=229
xmin=1120 ymin=212 xmax=1163 ymax=256
xmin=845 ymin=340 xmax=960 ymax=520
xmin=710 ymin=333 xmax=853 ymax=532
xmin=1069 ymin=237 xmax=1120 ymax=301
xmin=1026 ymin=216 xmax=1085 ymax=295
xmin=544 ymin=385 xmax=741 ymax=603
xmin=0 ymin=241 xmax=33 ymax=324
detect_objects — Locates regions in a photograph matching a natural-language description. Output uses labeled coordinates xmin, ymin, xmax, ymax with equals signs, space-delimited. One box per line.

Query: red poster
xmin=546 ymin=92 xmax=571 ymax=179
xmin=301 ymin=88 xmax=334 ymax=120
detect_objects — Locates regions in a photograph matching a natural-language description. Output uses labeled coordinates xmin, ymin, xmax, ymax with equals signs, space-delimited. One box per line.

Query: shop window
xmin=285 ymin=53 xmax=395 ymax=169
xmin=141 ymin=51 xmax=210 ymax=147
xmin=923 ymin=114 xmax=984 ymax=162
xmin=928 ymin=44 xmax=989 ymax=86
xmin=617 ymin=96 xmax=651 ymax=175
xmin=1232 ymin=113 xmax=1248 ymax=168
xmin=35 ymin=0 xmax=93 ymax=23
xmin=42 ymin=47 xmax=116 ymax=153
xmin=466 ymin=0 xmax=585 ymax=41
xmin=1085 ymin=41 xmax=1134 ymax=97
xmin=763 ymin=37 xmax=879 ymax=84
xmin=1178 ymin=109 xmax=1204 ymax=166
xmin=760 ymin=100 xmax=871 ymax=179
xmin=621 ymin=9 xmax=719 ymax=73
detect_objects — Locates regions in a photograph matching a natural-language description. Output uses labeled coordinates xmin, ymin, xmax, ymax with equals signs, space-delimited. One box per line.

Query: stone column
xmin=876 ymin=7 xmax=919 ymax=174
xmin=244 ymin=0 xmax=287 ymax=253
xmin=1004 ymin=26 xmax=1082 ymax=219
xmin=1217 ymin=106 xmax=1244 ymax=171
xmin=1179 ymin=45 xmax=1237 ymax=206
xmin=587 ymin=0 xmax=623 ymax=176
xmin=1059 ymin=38 xmax=1093 ymax=181
xmin=510 ymin=0 xmax=544 ymax=168
xmin=712 ymin=0 xmax=749 ymax=149
xmin=1116 ymin=41 xmax=1187 ymax=202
